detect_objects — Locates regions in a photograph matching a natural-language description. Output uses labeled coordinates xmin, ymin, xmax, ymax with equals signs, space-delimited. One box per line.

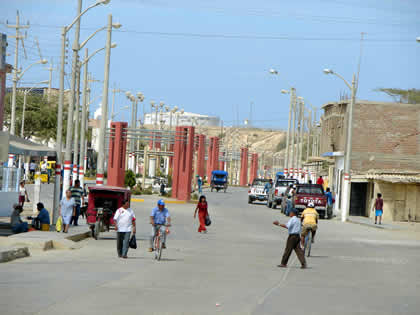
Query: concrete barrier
xmin=0 ymin=246 xmax=30 ymax=263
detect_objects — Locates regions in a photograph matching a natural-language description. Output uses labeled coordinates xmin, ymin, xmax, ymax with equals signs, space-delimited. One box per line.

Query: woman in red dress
xmin=194 ymin=195 xmax=208 ymax=233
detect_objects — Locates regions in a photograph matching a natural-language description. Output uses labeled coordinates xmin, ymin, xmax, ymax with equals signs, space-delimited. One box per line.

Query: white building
xmin=144 ymin=111 xmax=220 ymax=127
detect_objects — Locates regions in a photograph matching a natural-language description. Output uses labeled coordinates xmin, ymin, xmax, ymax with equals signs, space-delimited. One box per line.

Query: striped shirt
xmin=70 ymin=186 xmax=84 ymax=206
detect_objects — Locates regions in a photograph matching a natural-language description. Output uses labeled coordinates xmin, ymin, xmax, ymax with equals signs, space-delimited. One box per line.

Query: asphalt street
xmin=1 ymin=187 xmax=419 ymax=315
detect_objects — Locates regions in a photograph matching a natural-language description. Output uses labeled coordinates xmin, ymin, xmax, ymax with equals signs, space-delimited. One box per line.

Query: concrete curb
xmin=0 ymin=246 xmax=30 ymax=263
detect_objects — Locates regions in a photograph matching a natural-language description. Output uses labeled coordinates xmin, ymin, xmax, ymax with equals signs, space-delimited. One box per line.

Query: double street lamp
xmin=54 ymin=0 xmax=111 ymax=223
xmin=323 ymin=68 xmax=357 ymax=222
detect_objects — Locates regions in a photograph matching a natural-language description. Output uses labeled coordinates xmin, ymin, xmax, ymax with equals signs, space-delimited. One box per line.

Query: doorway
xmin=350 ymin=183 xmax=368 ymax=216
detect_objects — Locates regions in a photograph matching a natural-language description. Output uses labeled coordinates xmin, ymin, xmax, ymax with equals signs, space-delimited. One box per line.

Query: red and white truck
xmin=294 ymin=184 xmax=329 ymax=218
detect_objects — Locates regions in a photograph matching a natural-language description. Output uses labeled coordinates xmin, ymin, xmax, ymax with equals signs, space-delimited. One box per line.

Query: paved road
xmin=1 ymin=187 xmax=419 ymax=315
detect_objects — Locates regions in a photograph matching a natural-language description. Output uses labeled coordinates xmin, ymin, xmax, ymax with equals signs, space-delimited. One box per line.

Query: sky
xmin=1 ymin=0 xmax=419 ymax=129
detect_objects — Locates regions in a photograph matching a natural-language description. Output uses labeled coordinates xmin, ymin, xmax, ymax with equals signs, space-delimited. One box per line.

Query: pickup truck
xmin=267 ymin=179 xmax=299 ymax=209
xmin=248 ymin=178 xmax=270 ymax=204
xmin=294 ymin=184 xmax=329 ymax=218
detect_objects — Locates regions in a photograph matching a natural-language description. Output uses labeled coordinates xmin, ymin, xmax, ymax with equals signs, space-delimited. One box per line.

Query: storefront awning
xmin=322 ymin=151 xmax=344 ymax=157
xmin=1 ymin=131 xmax=56 ymax=157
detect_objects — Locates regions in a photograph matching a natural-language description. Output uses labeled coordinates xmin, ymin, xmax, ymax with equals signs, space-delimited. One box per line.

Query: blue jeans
xmin=12 ymin=222 xmax=28 ymax=234
xmin=198 ymin=185 xmax=202 ymax=194
xmin=70 ymin=204 xmax=80 ymax=226
xmin=150 ymin=225 xmax=167 ymax=248
xmin=116 ymin=232 xmax=131 ymax=257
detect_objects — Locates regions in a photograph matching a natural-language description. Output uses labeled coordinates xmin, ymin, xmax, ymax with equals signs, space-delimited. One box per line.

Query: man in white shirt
xmin=113 ymin=199 xmax=136 ymax=259
xmin=273 ymin=209 xmax=307 ymax=269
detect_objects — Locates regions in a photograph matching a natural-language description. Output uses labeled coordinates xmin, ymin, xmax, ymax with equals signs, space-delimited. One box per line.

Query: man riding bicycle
xmin=300 ymin=202 xmax=319 ymax=247
xmin=149 ymin=199 xmax=171 ymax=252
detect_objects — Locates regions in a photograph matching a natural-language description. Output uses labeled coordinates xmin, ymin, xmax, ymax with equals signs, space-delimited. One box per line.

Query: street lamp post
xmin=96 ymin=13 xmax=114 ymax=186
xmin=269 ymin=69 xmax=295 ymax=178
xmin=58 ymin=0 xmax=110 ymax=205
xmin=324 ymin=68 xmax=356 ymax=222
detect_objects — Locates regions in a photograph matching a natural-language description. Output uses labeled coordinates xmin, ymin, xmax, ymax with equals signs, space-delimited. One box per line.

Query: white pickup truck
xmin=248 ymin=178 xmax=270 ymax=204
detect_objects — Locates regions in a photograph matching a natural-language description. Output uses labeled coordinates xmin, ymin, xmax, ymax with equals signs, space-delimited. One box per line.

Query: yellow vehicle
xmin=36 ymin=161 xmax=56 ymax=183
xmin=39 ymin=161 xmax=56 ymax=170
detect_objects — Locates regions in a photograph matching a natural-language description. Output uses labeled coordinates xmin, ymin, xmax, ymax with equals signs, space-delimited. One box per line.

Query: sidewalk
xmin=0 ymin=220 xmax=91 ymax=263
xmin=348 ymin=215 xmax=409 ymax=231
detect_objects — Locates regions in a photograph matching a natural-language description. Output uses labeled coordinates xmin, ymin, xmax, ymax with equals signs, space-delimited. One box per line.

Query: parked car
xmin=248 ymin=178 xmax=270 ymax=204
xmin=293 ymin=184 xmax=329 ymax=218
xmin=267 ymin=178 xmax=299 ymax=209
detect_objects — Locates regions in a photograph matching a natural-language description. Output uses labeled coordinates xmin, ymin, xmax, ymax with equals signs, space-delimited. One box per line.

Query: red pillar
xmin=206 ymin=138 xmax=213 ymax=180
xmin=107 ymin=122 xmax=128 ymax=187
xmin=239 ymin=147 xmax=249 ymax=186
xmin=172 ymin=126 xmax=195 ymax=201
xmin=169 ymin=143 xmax=174 ymax=170
xmin=212 ymin=137 xmax=220 ymax=171
xmin=197 ymin=134 xmax=206 ymax=178
xmin=249 ymin=153 xmax=258 ymax=184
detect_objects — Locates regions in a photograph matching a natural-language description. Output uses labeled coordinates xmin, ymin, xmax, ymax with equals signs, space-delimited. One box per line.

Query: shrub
xmin=191 ymin=193 xmax=199 ymax=200
xmin=143 ymin=186 xmax=153 ymax=195
xmin=131 ymin=185 xmax=143 ymax=195
xmin=135 ymin=173 xmax=142 ymax=178
xmin=125 ymin=170 xmax=136 ymax=189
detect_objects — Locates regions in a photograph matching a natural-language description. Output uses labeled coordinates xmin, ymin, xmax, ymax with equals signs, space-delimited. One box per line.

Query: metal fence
xmin=0 ymin=166 xmax=22 ymax=192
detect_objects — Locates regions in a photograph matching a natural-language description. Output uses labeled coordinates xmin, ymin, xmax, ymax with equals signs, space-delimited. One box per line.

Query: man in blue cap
xmin=149 ymin=199 xmax=171 ymax=252
xmin=273 ymin=208 xmax=307 ymax=269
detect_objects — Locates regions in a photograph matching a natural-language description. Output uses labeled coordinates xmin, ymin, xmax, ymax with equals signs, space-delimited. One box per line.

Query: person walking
xmin=273 ymin=209 xmax=307 ymax=269
xmin=197 ymin=176 xmax=203 ymax=194
xmin=284 ymin=194 xmax=293 ymax=216
xmin=59 ymin=190 xmax=76 ymax=233
xmin=29 ymin=160 xmax=37 ymax=180
xmin=70 ymin=179 xmax=84 ymax=226
xmin=325 ymin=187 xmax=334 ymax=218
xmin=113 ymin=199 xmax=136 ymax=259
xmin=373 ymin=193 xmax=384 ymax=225
xmin=18 ymin=181 xmax=29 ymax=207
xmin=194 ymin=195 xmax=209 ymax=233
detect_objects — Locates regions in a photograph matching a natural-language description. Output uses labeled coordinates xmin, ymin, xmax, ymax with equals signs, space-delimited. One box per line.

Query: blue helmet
xmin=157 ymin=199 xmax=165 ymax=206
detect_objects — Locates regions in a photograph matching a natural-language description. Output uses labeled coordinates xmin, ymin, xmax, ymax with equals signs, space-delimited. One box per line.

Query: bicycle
xmin=303 ymin=227 xmax=313 ymax=257
xmin=153 ymin=224 xmax=168 ymax=261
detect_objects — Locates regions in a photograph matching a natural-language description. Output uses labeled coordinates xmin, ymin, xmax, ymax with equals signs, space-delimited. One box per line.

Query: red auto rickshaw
xmin=86 ymin=186 xmax=131 ymax=239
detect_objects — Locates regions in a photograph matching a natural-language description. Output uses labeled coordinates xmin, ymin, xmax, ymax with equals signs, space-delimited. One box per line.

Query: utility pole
xmin=79 ymin=48 xmax=88 ymax=188
xmin=96 ymin=14 xmax=113 ymax=185
xmin=297 ymin=99 xmax=305 ymax=180
xmin=8 ymin=10 xmax=29 ymax=136
xmin=72 ymin=57 xmax=81 ymax=185
xmin=284 ymin=88 xmax=295 ymax=177
xmin=290 ymin=92 xmax=297 ymax=178
xmin=306 ymin=108 xmax=312 ymax=162
xmin=63 ymin=0 xmax=82 ymax=193
xmin=47 ymin=60 xmax=53 ymax=102
xmin=342 ymin=74 xmax=357 ymax=222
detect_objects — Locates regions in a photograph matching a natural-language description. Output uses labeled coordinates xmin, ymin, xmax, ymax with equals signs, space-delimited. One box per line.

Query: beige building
xmin=320 ymin=100 xmax=420 ymax=222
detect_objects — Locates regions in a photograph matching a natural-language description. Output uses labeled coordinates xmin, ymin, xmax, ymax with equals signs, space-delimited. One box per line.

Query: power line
xmin=19 ymin=23 xmax=415 ymax=42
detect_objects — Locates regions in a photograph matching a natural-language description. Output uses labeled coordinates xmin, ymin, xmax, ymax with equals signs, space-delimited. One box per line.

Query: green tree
xmin=124 ymin=170 xmax=136 ymax=188
xmin=4 ymin=92 xmax=68 ymax=141
xmin=375 ymin=88 xmax=420 ymax=104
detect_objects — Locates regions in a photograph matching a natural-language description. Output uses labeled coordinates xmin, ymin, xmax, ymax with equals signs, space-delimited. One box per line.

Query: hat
xmin=289 ymin=208 xmax=297 ymax=215
xmin=157 ymin=199 xmax=165 ymax=206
